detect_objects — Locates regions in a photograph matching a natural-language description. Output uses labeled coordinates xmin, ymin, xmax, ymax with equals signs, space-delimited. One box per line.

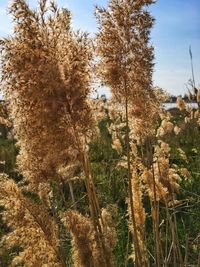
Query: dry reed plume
xmin=0 ymin=0 xmax=93 ymax=189
xmin=0 ymin=0 xmax=199 ymax=267
xmin=0 ymin=173 xmax=61 ymax=266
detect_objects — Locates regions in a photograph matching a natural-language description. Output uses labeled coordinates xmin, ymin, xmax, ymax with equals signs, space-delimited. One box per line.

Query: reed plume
xmin=0 ymin=174 xmax=62 ymax=267
xmin=128 ymin=170 xmax=148 ymax=266
xmin=95 ymin=1 xmax=157 ymax=265
xmin=0 ymin=0 xmax=93 ymax=189
xmin=95 ymin=0 xmax=158 ymax=136
xmin=62 ymin=210 xmax=116 ymax=267
xmin=0 ymin=2 xmax=118 ymax=267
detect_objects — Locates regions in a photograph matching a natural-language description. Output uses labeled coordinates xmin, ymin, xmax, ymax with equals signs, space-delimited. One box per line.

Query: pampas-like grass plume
xmin=95 ymin=0 xmax=158 ymax=133
xmin=128 ymin=171 xmax=148 ymax=266
xmin=0 ymin=173 xmax=62 ymax=267
xmin=62 ymin=210 xmax=116 ymax=267
xmin=0 ymin=0 xmax=93 ymax=188
xmin=95 ymin=2 xmax=157 ymax=266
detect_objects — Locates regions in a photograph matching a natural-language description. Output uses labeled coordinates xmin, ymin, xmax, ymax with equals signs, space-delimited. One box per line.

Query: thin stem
xmin=68 ymin=118 xmax=111 ymax=267
xmin=198 ymin=253 xmax=200 ymax=267
xmin=164 ymin=205 xmax=169 ymax=267
xmin=81 ymin=151 xmax=111 ymax=267
xmin=125 ymin=96 xmax=143 ymax=267
xmin=189 ymin=45 xmax=196 ymax=89
xmin=184 ymin=234 xmax=189 ymax=267
xmin=68 ymin=180 xmax=77 ymax=209
xmin=125 ymin=228 xmax=130 ymax=267
xmin=152 ymin=164 xmax=161 ymax=267
xmin=171 ymin=191 xmax=184 ymax=266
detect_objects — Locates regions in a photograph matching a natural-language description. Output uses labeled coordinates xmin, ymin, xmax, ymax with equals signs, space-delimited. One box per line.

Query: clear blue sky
xmin=0 ymin=0 xmax=199 ymax=96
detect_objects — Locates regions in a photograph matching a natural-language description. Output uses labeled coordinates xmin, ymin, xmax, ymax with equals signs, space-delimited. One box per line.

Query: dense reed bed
xmin=0 ymin=0 xmax=200 ymax=266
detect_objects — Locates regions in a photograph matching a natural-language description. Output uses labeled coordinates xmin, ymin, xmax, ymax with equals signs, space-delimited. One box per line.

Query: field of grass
xmin=0 ymin=0 xmax=199 ymax=266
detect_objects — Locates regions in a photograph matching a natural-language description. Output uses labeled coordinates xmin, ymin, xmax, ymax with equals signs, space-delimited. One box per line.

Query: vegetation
xmin=0 ymin=0 xmax=199 ymax=267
